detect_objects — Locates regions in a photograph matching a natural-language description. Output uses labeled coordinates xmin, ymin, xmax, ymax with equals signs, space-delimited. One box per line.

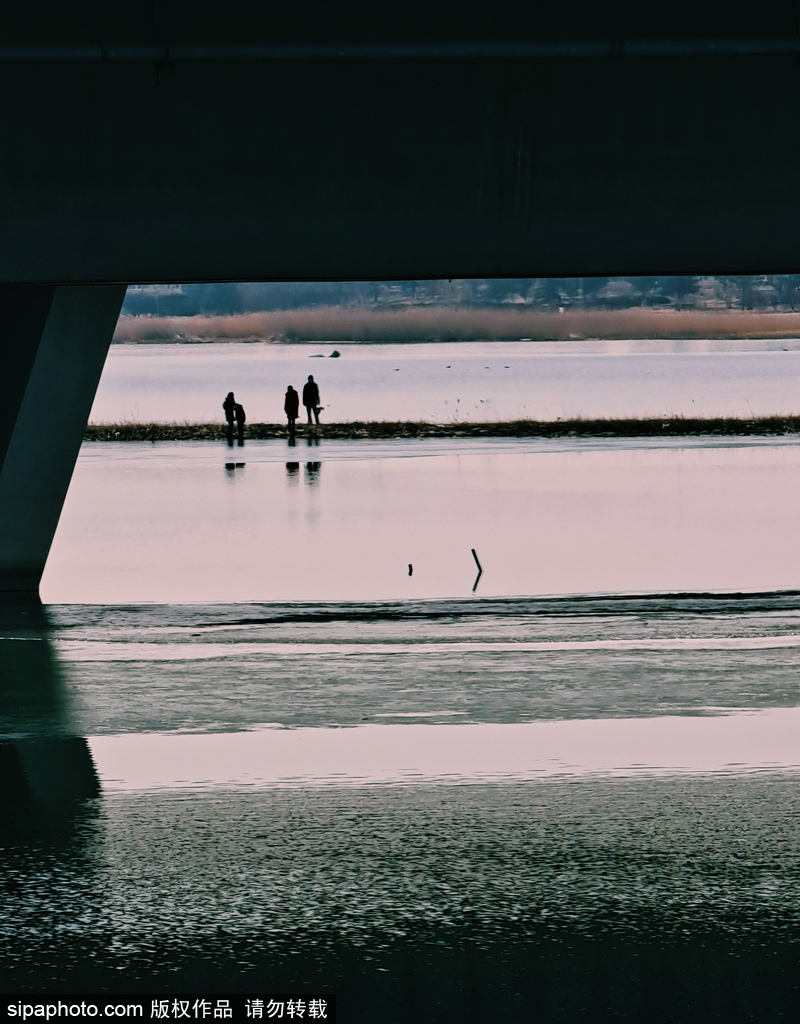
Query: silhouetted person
xmin=284 ymin=385 xmax=299 ymax=433
xmin=221 ymin=391 xmax=234 ymax=444
xmin=303 ymin=375 xmax=320 ymax=425
xmin=234 ymin=402 xmax=246 ymax=445
xmin=223 ymin=392 xmax=236 ymax=424
xmin=224 ymin=391 xmax=240 ymax=444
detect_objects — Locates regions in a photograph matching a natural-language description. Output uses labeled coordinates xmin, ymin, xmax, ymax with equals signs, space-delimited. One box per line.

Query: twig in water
xmin=471 ymin=549 xmax=483 ymax=592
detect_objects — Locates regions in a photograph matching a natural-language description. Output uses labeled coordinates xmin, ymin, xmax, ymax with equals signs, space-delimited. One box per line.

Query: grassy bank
xmin=113 ymin=307 xmax=800 ymax=343
xmin=85 ymin=416 xmax=800 ymax=442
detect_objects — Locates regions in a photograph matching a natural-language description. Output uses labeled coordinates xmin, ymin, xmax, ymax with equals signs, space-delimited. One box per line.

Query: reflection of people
xmin=305 ymin=462 xmax=321 ymax=484
xmin=234 ymin=403 xmax=246 ymax=445
xmin=223 ymin=392 xmax=236 ymax=443
xmin=303 ymin=375 xmax=320 ymax=425
xmin=284 ymin=385 xmax=299 ymax=433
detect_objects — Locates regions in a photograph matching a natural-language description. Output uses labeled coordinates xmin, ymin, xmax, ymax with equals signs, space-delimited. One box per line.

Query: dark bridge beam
xmin=3 ymin=39 xmax=800 ymax=61
xmin=0 ymin=287 xmax=126 ymax=592
xmin=0 ymin=1 xmax=800 ymax=283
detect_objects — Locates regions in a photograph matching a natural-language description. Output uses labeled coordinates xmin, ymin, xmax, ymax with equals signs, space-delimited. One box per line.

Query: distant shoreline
xmin=113 ymin=308 xmax=800 ymax=344
xmin=85 ymin=417 xmax=800 ymax=441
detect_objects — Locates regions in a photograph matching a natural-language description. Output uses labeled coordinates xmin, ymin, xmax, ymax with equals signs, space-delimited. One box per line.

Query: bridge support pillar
xmin=0 ymin=285 xmax=126 ymax=593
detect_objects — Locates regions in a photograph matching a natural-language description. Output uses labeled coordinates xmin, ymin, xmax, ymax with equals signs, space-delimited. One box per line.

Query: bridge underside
xmin=2 ymin=0 xmax=800 ymax=283
xmin=2 ymin=0 xmax=800 ymax=590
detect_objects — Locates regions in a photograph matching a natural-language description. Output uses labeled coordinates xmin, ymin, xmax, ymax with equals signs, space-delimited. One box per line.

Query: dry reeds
xmin=113 ymin=307 xmax=800 ymax=345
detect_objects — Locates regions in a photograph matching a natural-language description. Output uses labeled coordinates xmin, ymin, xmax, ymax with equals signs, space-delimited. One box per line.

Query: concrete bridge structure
xmin=2 ymin=0 xmax=800 ymax=592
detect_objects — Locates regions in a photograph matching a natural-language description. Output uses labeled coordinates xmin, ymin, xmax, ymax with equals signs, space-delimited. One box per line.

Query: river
xmin=89 ymin=339 xmax=800 ymax=424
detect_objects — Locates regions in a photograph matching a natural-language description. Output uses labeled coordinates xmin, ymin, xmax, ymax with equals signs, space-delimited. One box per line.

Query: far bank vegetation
xmin=113 ymin=306 xmax=800 ymax=344
xmin=85 ymin=416 xmax=800 ymax=442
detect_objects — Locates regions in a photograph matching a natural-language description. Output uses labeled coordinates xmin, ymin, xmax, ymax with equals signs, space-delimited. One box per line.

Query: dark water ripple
xmin=4 ymin=777 xmax=800 ymax=959
xmin=45 ymin=592 xmax=800 ymax=631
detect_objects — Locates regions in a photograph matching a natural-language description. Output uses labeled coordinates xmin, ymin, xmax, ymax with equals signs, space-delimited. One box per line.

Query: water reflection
xmin=47 ymin=443 xmax=800 ymax=604
xmin=0 ymin=601 xmax=102 ymax=996
xmin=286 ymin=462 xmax=300 ymax=484
xmin=88 ymin=708 xmax=800 ymax=792
xmin=0 ymin=597 xmax=99 ymax=810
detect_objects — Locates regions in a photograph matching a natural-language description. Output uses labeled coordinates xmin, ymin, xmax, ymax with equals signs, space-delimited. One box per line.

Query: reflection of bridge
xmin=0 ymin=598 xmax=99 ymax=810
xmin=2 ymin=1 xmax=800 ymax=591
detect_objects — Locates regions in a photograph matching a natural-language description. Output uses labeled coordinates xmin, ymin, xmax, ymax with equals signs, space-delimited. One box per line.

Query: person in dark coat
xmin=284 ymin=385 xmax=299 ymax=433
xmin=223 ymin=392 xmax=236 ymax=443
xmin=302 ymin=375 xmax=320 ymax=425
xmin=234 ymin=402 xmax=246 ymax=445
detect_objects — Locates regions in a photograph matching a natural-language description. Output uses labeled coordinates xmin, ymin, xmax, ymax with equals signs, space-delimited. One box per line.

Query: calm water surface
xmin=41 ymin=436 xmax=800 ymax=603
xmin=90 ymin=339 xmax=800 ymax=424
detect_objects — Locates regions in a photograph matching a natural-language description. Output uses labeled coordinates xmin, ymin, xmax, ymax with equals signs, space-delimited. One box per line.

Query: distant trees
xmin=121 ymin=275 xmax=800 ymax=318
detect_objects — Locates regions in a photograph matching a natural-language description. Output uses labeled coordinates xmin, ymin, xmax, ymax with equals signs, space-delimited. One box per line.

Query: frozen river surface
xmin=90 ymin=339 xmax=800 ymax=424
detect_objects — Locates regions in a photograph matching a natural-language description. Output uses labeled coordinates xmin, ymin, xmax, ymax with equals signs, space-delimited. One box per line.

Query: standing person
xmin=223 ymin=392 xmax=236 ymax=443
xmin=284 ymin=385 xmax=299 ymax=434
xmin=234 ymin=402 xmax=246 ymax=445
xmin=303 ymin=375 xmax=320 ymax=425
